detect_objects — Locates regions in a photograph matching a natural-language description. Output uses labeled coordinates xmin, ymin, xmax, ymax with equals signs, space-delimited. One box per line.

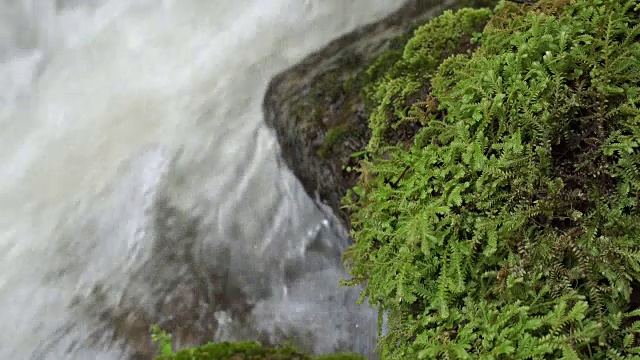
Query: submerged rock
xmin=263 ymin=0 xmax=486 ymax=228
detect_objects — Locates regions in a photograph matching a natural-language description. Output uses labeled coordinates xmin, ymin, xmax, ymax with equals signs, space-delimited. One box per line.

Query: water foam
xmin=0 ymin=0 xmax=406 ymax=358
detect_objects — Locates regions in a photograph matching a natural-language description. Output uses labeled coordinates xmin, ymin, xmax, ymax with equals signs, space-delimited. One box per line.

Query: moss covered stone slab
xmin=344 ymin=0 xmax=640 ymax=358
xmin=262 ymin=0 xmax=486 ymax=228
xmin=153 ymin=341 xmax=366 ymax=360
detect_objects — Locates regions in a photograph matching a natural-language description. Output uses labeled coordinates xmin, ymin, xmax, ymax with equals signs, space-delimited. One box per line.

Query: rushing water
xmin=0 ymin=1 xmax=407 ymax=359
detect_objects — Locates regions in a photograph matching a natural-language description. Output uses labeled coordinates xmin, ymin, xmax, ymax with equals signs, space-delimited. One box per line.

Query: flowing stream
xmin=0 ymin=0 xmax=406 ymax=359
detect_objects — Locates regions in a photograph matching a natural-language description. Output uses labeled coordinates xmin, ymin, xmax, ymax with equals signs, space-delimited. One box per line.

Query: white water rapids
xmin=0 ymin=1 xmax=407 ymax=359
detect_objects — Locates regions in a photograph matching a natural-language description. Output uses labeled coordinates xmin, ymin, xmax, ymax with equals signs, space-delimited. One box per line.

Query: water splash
xmin=0 ymin=0 xmax=406 ymax=358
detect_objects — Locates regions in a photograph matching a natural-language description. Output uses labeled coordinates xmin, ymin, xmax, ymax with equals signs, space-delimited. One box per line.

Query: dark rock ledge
xmin=263 ymin=0 xmax=470 ymax=229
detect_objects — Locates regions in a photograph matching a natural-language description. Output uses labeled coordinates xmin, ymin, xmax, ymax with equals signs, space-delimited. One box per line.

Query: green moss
xmin=313 ymin=354 xmax=365 ymax=360
xmin=153 ymin=342 xmax=366 ymax=360
xmin=317 ymin=124 xmax=351 ymax=158
xmin=365 ymin=7 xmax=493 ymax=152
xmin=345 ymin=0 xmax=640 ymax=358
xmin=153 ymin=341 xmax=307 ymax=360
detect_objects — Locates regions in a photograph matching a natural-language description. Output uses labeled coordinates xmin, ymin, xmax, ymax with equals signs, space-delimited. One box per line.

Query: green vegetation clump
xmin=150 ymin=327 xmax=365 ymax=360
xmin=365 ymin=8 xmax=493 ymax=152
xmin=153 ymin=341 xmax=304 ymax=360
xmin=153 ymin=342 xmax=365 ymax=360
xmin=344 ymin=0 xmax=640 ymax=358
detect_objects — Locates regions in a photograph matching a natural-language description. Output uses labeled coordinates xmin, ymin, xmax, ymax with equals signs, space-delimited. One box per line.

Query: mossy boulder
xmin=344 ymin=0 xmax=640 ymax=358
xmin=263 ymin=0 xmax=497 ymax=228
xmin=152 ymin=341 xmax=365 ymax=360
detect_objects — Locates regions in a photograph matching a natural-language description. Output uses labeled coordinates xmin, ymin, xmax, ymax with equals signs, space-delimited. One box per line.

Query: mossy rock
xmin=263 ymin=0 xmax=498 ymax=227
xmin=152 ymin=341 xmax=365 ymax=360
xmin=345 ymin=0 xmax=640 ymax=358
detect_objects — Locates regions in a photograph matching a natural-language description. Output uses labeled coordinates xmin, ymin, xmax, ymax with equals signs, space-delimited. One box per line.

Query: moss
xmin=317 ymin=124 xmax=352 ymax=159
xmin=152 ymin=341 xmax=366 ymax=360
xmin=153 ymin=341 xmax=305 ymax=360
xmin=293 ymin=1 xmax=500 ymax=164
xmin=345 ymin=0 xmax=640 ymax=358
xmin=313 ymin=354 xmax=365 ymax=360
xmin=365 ymin=7 xmax=494 ymax=152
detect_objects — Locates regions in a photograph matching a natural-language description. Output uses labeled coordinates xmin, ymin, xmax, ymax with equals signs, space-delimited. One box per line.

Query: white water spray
xmin=0 ymin=0 xmax=407 ymax=358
